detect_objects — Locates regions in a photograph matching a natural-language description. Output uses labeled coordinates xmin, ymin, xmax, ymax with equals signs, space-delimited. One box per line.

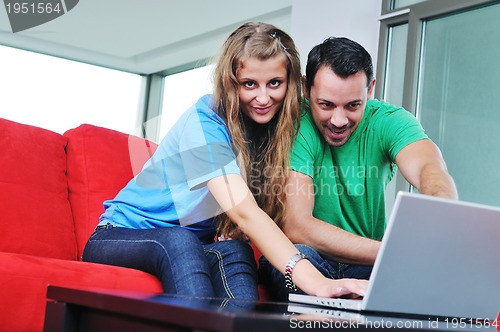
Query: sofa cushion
xmin=0 ymin=118 xmax=77 ymax=260
xmin=64 ymin=124 xmax=157 ymax=259
xmin=0 ymin=251 xmax=163 ymax=332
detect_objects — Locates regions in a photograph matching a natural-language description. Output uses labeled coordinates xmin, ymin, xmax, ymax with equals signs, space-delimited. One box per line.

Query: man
xmin=259 ymin=37 xmax=458 ymax=300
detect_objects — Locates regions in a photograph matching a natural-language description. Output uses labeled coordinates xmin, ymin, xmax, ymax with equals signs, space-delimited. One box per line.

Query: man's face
xmin=307 ymin=66 xmax=375 ymax=147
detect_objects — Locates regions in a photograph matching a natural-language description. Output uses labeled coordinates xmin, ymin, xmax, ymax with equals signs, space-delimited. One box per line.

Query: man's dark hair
xmin=305 ymin=37 xmax=373 ymax=91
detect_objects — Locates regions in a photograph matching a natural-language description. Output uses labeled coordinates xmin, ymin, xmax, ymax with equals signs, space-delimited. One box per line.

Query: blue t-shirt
xmin=99 ymin=95 xmax=240 ymax=243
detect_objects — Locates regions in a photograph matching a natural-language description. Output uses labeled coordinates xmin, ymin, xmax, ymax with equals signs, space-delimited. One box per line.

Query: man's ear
xmin=303 ymin=75 xmax=310 ymax=99
xmin=367 ymin=77 xmax=376 ymax=99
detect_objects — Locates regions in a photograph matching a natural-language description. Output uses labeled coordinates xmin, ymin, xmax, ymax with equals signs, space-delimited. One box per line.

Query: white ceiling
xmin=0 ymin=0 xmax=292 ymax=75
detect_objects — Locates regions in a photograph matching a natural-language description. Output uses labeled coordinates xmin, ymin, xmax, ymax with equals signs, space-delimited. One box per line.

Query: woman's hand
xmin=315 ymin=278 xmax=369 ymax=299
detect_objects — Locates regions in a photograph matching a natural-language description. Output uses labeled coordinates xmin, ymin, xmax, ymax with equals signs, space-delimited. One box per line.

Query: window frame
xmin=377 ymin=0 xmax=500 ymax=198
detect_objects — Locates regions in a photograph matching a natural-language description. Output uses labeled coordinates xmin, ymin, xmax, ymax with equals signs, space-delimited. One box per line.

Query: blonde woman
xmin=83 ymin=22 xmax=367 ymax=300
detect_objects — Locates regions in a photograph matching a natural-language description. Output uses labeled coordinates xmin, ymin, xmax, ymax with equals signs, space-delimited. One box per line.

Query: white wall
xmin=290 ymin=0 xmax=382 ymax=74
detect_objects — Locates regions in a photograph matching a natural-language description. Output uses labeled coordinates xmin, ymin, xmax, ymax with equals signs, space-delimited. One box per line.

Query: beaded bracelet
xmin=284 ymin=252 xmax=308 ymax=291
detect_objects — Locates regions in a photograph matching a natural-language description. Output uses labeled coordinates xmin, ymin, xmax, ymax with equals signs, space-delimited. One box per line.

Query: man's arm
xmin=208 ymin=173 xmax=368 ymax=297
xmin=282 ymin=170 xmax=380 ymax=266
xmin=395 ymin=139 xmax=458 ymax=199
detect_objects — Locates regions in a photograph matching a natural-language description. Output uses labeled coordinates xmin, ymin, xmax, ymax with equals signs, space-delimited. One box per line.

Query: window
xmin=381 ymin=23 xmax=409 ymax=214
xmin=0 ymin=46 xmax=142 ymax=135
xmin=383 ymin=23 xmax=408 ymax=107
xmin=159 ymin=65 xmax=215 ymax=140
xmin=379 ymin=0 xmax=500 ymax=207
xmin=417 ymin=2 xmax=500 ymax=206
xmin=391 ymin=0 xmax=426 ymax=10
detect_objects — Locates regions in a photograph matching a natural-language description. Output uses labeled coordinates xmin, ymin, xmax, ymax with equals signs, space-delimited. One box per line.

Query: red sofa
xmin=0 ymin=118 xmax=266 ymax=332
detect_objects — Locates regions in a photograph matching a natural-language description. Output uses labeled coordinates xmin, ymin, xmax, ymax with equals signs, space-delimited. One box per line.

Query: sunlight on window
xmin=391 ymin=0 xmax=426 ymax=10
xmin=0 ymin=45 xmax=141 ymax=135
xmin=159 ymin=65 xmax=214 ymax=140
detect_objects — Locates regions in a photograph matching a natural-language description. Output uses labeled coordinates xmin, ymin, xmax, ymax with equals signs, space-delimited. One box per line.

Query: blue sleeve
xmin=178 ymin=96 xmax=240 ymax=190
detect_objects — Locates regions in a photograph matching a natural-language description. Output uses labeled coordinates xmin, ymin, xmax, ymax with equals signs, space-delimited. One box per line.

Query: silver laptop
xmin=289 ymin=191 xmax=500 ymax=320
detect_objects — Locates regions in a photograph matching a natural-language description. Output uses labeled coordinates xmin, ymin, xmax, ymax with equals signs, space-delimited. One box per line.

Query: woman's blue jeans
xmin=82 ymin=225 xmax=258 ymax=300
xmin=258 ymin=244 xmax=373 ymax=301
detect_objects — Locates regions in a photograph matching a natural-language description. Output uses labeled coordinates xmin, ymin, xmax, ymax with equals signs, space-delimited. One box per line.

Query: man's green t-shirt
xmin=290 ymin=99 xmax=428 ymax=240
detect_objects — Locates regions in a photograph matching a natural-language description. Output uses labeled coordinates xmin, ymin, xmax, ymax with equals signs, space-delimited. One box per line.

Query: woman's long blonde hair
xmin=212 ymin=22 xmax=302 ymax=239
